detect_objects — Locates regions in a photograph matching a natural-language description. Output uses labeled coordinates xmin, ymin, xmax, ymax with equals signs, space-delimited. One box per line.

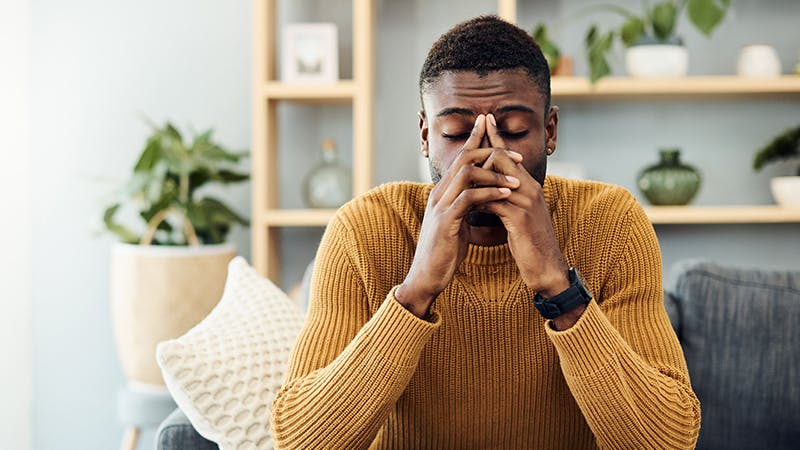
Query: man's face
xmin=419 ymin=68 xmax=558 ymax=187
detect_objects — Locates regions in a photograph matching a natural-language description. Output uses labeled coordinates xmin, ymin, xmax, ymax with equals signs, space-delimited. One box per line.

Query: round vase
xmin=637 ymin=149 xmax=701 ymax=205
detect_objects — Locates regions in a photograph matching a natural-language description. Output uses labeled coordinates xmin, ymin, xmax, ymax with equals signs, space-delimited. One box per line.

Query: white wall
xmin=0 ymin=0 xmax=33 ymax=448
xmin=30 ymin=1 xmax=251 ymax=448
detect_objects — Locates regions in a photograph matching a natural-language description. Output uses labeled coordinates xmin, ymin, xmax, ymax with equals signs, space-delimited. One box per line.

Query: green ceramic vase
xmin=637 ymin=149 xmax=701 ymax=205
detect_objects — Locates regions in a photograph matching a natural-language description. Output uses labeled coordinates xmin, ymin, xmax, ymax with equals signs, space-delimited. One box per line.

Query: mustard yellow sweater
xmin=271 ymin=175 xmax=700 ymax=449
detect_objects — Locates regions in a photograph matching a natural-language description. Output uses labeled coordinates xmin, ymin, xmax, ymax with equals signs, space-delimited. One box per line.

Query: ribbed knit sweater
xmin=271 ymin=175 xmax=701 ymax=449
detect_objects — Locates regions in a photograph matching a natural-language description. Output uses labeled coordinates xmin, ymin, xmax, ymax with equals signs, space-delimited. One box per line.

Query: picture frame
xmin=281 ymin=23 xmax=339 ymax=84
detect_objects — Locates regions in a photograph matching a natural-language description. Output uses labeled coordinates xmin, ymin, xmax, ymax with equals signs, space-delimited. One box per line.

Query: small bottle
xmin=303 ymin=139 xmax=352 ymax=208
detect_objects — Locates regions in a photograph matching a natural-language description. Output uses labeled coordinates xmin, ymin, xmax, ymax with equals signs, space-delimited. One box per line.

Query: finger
xmin=485 ymin=114 xmax=506 ymax=149
xmin=481 ymin=148 xmax=522 ymax=170
xmin=449 ymin=186 xmax=512 ymax=219
xmin=430 ymin=145 xmax=496 ymax=204
xmin=481 ymin=148 xmax=525 ymax=176
xmin=439 ymin=164 xmax=520 ymax=207
xmin=463 ymin=114 xmax=486 ymax=151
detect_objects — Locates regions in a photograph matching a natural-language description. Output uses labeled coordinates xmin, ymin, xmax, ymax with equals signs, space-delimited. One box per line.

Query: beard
xmin=428 ymin=157 xmax=547 ymax=228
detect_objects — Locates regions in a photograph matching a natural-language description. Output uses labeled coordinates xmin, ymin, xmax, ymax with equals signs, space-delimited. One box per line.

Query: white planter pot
xmin=626 ymin=43 xmax=689 ymax=78
xmin=770 ymin=176 xmax=800 ymax=207
xmin=110 ymin=242 xmax=236 ymax=385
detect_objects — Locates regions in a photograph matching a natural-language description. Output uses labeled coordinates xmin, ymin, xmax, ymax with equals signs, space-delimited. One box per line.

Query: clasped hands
xmin=397 ymin=114 xmax=571 ymax=321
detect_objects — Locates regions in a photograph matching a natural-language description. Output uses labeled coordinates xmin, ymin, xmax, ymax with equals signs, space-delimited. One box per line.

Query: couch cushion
xmin=668 ymin=259 xmax=800 ymax=450
xmin=157 ymin=408 xmax=219 ymax=450
xmin=156 ymin=257 xmax=306 ymax=450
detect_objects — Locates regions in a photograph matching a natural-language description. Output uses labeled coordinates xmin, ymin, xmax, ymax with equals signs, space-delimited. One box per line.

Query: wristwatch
xmin=533 ymin=267 xmax=593 ymax=319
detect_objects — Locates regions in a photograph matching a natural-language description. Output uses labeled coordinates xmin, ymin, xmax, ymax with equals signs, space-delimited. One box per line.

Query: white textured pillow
xmin=157 ymin=256 xmax=305 ymax=450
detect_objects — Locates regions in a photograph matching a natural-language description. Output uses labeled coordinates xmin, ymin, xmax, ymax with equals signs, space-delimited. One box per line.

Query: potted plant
xmin=532 ymin=23 xmax=573 ymax=76
xmin=584 ymin=0 xmax=730 ymax=82
xmin=103 ymin=121 xmax=249 ymax=386
xmin=753 ymin=125 xmax=800 ymax=207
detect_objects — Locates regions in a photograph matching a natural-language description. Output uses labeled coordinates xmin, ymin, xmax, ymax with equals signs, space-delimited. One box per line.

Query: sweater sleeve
xmin=546 ymin=203 xmax=701 ymax=449
xmin=270 ymin=213 xmax=440 ymax=449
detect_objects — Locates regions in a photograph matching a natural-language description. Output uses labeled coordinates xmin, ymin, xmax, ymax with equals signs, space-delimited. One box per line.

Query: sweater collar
xmin=464 ymin=243 xmax=513 ymax=265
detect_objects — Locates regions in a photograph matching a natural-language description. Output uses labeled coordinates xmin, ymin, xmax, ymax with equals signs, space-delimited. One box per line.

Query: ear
xmin=545 ymin=105 xmax=559 ymax=154
xmin=418 ymin=110 xmax=429 ymax=157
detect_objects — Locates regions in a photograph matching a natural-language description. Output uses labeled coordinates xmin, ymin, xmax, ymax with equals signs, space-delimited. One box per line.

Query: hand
xmin=396 ymin=115 xmax=523 ymax=318
xmin=479 ymin=114 xmax=570 ymax=299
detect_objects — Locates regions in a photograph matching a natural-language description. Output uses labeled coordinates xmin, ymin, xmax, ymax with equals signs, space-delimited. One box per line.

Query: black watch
xmin=533 ymin=267 xmax=593 ymax=319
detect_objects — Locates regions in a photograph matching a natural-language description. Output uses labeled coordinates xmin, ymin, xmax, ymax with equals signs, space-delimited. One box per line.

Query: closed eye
xmin=500 ymin=130 xmax=529 ymax=139
xmin=442 ymin=133 xmax=470 ymax=141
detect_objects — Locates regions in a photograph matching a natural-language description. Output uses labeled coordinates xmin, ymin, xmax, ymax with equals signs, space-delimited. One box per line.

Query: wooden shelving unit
xmin=552 ymin=76 xmax=800 ymax=99
xmin=252 ymin=0 xmax=374 ymax=281
xmin=251 ymin=0 xmax=800 ymax=282
xmin=645 ymin=205 xmax=800 ymax=224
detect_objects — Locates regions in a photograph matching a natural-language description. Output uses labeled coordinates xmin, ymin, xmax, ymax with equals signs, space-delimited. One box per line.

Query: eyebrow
xmin=435 ymin=104 xmax=536 ymax=118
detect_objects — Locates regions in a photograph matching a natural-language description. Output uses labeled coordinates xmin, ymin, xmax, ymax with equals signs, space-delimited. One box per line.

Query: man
xmin=271 ymin=16 xmax=700 ymax=449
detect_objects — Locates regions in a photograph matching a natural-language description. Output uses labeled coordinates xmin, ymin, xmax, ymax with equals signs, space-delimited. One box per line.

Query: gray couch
xmin=158 ymin=259 xmax=800 ymax=449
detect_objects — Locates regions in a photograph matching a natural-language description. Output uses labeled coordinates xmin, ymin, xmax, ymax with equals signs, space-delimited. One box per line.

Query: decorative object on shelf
xmin=281 ymin=23 xmax=339 ymax=84
xmin=532 ymin=23 xmax=573 ymax=76
xmin=637 ymin=148 xmax=702 ymax=205
xmin=737 ymin=44 xmax=782 ymax=77
xmin=583 ymin=0 xmax=729 ymax=82
xmin=753 ymin=125 xmax=800 ymax=206
xmin=101 ymin=121 xmax=249 ymax=386
xmin=626 ymin=36 xmax=688 ymax=77
xmin=303 ymin=139 xmax=352 ymax=208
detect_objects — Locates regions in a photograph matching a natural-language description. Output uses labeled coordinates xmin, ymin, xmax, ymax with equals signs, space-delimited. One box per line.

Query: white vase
xmin=626 ymin=42 xmax=689 ymax=78
xmin=737 ymin=44 xmax=782 ymax=77
xmin=770 ymin=176 xmax=800 ymax=207
xmin=110 ymin=242 xmax=236 ymax=385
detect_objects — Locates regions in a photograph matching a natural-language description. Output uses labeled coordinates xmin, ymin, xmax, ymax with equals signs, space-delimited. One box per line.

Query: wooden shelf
xmin=645 ymin=205 xmax=800 ymax=224
xmin=261 ymin=209 xmax=336 ymax=226
xmin=261 ymin=81 xmax=357 ymax=102
xmin=255 ymin=206 xmax=800 ymax=227
xmin=552 ymin=76 xmax=800 ymax=99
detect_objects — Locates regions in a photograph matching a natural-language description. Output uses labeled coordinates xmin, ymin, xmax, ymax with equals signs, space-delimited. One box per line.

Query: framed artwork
xmin=281 ymin=23 xmax=339 ymax=83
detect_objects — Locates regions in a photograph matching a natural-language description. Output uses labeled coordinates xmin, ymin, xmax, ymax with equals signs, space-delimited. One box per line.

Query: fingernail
xmin=474 ymin=114 xmax=485 ymax=127
xmin=498 ymin=187 xmax=511 ymax=195
xmin=505 ymin=175 xmax=519 ymax=185
xmin=488 ymin=114 xmax=496 ymax=127
xmin=509 ymin=151 xmax=523 ymax=161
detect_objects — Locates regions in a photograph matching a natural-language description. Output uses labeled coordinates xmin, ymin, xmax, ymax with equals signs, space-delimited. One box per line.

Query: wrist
xmin=531 ymin=268 xmax=570 ymax=298
xmin=551 ymin=303 xmax=587 ymax=331
xmin=395 ymin=281 xmax=437 ymax=319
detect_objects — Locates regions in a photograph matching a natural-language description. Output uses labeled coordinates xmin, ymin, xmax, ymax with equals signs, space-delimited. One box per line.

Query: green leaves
xmin=620 ymin=16 xmax=645 ymax=46
xmin=753 ymin=125 xmax=800 ymax=171
xmin=102 ymin=204 xmax=139 ymax=244
xmin=687 ymin=0 xmax=729 ymax=36
xmin=101 ymin=121 xmax=250 ymax=245
xmin=586 ymin=25 xmax=615 ymax=83
xmin=532 ymin=24 xmax=561 ymax=72
xmin=189 ymin=197 xmax=249 ymax=244
xmin=651 ymin=1 xmax=678 ymax=41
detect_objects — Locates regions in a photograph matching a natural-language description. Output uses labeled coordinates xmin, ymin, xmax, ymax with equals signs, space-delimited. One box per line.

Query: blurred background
xmin=1 ymin=0 xmax=799 ymax=449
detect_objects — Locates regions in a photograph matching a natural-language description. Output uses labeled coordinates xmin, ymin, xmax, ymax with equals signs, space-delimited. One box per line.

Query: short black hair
xmin=419 ymin=15 xmax=551 ymax=113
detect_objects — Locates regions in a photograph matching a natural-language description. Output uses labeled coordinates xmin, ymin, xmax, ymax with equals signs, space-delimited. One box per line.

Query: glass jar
xmin=637 ymin=148 xmax=701 ymax=205
xmin=303 ymin=139 xmax=352 ymax=208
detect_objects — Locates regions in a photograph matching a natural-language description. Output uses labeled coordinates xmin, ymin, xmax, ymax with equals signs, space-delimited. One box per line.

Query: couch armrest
xmin=157 ymin=408 xmax=219 ymax=450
